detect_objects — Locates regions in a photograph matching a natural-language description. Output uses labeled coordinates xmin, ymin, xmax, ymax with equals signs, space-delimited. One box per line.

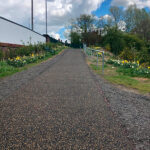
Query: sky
xmin=0 ymin=0 xmax=150 ymax=42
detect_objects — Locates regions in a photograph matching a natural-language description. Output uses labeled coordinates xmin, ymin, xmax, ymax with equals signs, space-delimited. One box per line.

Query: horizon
xmin=0 ymin=0 xmax=150 ymax=42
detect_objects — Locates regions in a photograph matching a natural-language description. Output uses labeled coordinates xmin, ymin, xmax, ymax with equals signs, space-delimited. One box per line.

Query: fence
xmin=0 ymin=17 xmax=45 ymax=46
xmin=83 ymin=44 xmax=105 ymax=74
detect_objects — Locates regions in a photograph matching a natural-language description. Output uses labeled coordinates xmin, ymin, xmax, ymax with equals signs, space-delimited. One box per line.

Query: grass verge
xmin=88 ymin=57 xmax=150 ymax=94
xmin=0 ymin=48 xmax=64 ymax=79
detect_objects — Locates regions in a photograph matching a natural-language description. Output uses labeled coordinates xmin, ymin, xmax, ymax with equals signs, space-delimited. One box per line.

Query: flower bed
xmin=7 ymin=53 xmax=45 ymax=67
xmin=106 ymin=59 xmax=150 ymax=78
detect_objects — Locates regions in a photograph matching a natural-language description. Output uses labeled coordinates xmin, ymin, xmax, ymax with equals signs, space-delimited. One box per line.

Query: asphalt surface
xmin=0 ymin=49 xmax=135 ymax=150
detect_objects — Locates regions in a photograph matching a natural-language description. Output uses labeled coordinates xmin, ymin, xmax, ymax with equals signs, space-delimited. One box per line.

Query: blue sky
xmin=57 ymin=0 xmax=112 ymax=42
xmin=58 ymin=0 xmax=112 ymax=41
xmin=0 ymin=0 xmax=150 ymax=42
xmin=57 ymin=0 xmax=150 ymax=42
xmin=59 ymin=28 xmax=66 ymax=41
xmin=93 ymin=0 xmax=112 ymax=17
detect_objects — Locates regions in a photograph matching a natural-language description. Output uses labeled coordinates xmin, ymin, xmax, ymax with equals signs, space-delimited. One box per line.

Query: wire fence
xmin=83 ymin=44 xmax=105 ymax=74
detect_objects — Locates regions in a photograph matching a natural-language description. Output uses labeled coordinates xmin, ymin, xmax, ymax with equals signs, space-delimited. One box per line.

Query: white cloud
xmin=0 ymin=0 xmax=105 ymax=41
xmin=111 ymin=0 xmax=150 ymax=9
xmin=49 ymin=32 xmax=60 ymax=40
xmin=103 ymin=14 xmax=112 ymax=20
xmin=63 ymin=29 xmax=71 ymax=39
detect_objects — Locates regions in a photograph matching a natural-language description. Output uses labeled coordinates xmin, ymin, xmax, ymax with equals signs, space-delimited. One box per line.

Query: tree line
xmin=68 ymin=5 xmax=150 ymax=66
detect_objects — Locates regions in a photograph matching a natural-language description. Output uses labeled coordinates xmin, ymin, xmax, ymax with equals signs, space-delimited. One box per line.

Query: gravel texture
xmin=92 ymin=73 xmax=150 ymax=150
xmin=0 ymin=49 xmax=139 ymax=149
xmin=0 ymin=50 xmax=67 ymax=100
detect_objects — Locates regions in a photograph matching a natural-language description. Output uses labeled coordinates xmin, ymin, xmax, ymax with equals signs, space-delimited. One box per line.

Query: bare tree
xmin=124 ymin=5 xmax=150 ymax=41
xmin=76 ymin=14 xmax=95 ymax=33
xmin=124 ymin=5 xmax=136 ymax=32
xmin=110 ymin=6 xmax=123 ymax=25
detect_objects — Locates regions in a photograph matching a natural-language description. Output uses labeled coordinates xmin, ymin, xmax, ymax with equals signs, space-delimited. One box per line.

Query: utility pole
xmin=45 ymin=0 xmax=47 ymax=34
xmin=31 ymin=0 xmax=34 ymax=30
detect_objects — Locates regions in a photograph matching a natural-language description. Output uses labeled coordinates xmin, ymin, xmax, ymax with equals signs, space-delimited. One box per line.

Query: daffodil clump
xmin=7 ymin=53 xmax=45 ymax=67
xmin=94 ymin=47 xmax=101 ymax=50
xmin=107 ymin=59 xmax=150 ymax=78
xmin=107 ymin=59 xmax=139 ymax=68
xmin=98 ymin=52 xmax=102 ymax=56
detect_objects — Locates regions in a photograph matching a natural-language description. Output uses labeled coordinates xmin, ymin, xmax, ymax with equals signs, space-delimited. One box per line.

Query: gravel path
xmin=92 ymin=72 xmax=150 ymax=150
xmin=0 ymin=49 xmax=139 ymax=149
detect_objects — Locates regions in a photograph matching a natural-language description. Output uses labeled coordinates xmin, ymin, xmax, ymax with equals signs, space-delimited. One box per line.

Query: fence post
xmin=85 ymin=44 xmax=87 ymax=54
xmin=102 ymin=52 xmax=104 ymax=74
xmin=83 ymin=44 xmax=85 ymax=52
xmin=84 ymin=46 xmax=104 ymax=74
xmin=97 ymin=53 xmax=98 ymax=68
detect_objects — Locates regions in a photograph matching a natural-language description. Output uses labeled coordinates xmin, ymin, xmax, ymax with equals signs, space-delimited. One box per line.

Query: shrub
xmin=137 ymin=47 xmax=150 ymax=66
xmin=46 ymin=42 xmax=52 ymax=50
xmin=102 ymin=28 xmax=146 ymax=56
xmin=9 ymin=49 xmax=16 ymax=58
xmin=102 ymin=27 xmax=125 ymax=55
xmin=104 ymin=44 xmax=111 ymax=51
xmin=3 ymin=48 xmax=10 ymax=59
xmin=0 ymin=50 xmax=4 ymax=60
xmin=123 ymin=33 xmax=145 ymax=51
xmin=0 ymin=43 xmax=64 ymax=60
xmin=119 ymin=47 xmax=135 ymax=61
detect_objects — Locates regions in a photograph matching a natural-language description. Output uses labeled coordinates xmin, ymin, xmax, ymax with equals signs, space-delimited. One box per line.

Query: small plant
xmin=0 ymin=50 xmax=4 ymax=61
xmin=106 ymin=58 xmax=150 ymax=78
xmin=0 ymin=44 xmax=65 ymax=78
xmin=119 ymin=47 xmax=135 ymax=61
xmin=93 ymin=46 xmax=101 ymax=50
xmin=105 ymin=44 xmax=111 ymax=51
xmin=7 ymin=53 xmax=46 ymax=67
xmin=98 ymin=52 xmax=102 ymax=57
xmin=0 ymin=43 xmax=49 ymax=60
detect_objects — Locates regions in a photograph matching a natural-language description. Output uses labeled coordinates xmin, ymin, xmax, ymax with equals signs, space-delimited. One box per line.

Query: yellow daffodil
xmin=16 ymin=56 xmax=21 ymax=60
xmin=94 ymin=47 xmax=101 ymax=50
xmin=148 ymin=67 xmax=150 ymax=69
xmin=98 ymin=52 xmax=102 ymax=55
xmin=122 ymin=60 xmax=128 ymax=64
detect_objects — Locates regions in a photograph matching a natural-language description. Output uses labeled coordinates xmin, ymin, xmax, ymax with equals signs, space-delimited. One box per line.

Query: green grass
xmin=0 ymin=61 xmax=20 ymax=78
xmin=105 ymin=75 xmax=150 ymax=94
xmin=0 ymin=49 xmax=64 ymax=79
xmin=90 ymin=63 xmax=150 ymax=94
xmin=116 ymin=67 xmax=150 ymax=78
